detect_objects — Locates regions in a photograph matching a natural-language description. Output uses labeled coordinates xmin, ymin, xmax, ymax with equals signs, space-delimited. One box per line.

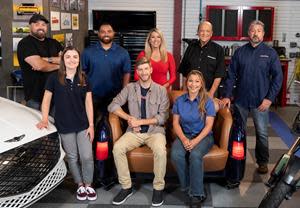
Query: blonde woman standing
xmin=134 ymin=28 xmax=176 ymax=89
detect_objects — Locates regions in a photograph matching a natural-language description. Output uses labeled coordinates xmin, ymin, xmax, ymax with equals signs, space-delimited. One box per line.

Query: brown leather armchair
xmin=108 ymin=90 xmax=233 ymax=173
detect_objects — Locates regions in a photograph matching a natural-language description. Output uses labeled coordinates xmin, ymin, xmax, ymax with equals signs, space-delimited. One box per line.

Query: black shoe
xmin=152 ymin=189 xmax=164 ymax=207
xmin=225 ymin=179 xmax=240 ymax=189
xmin=190 ymin=195 xmax=206 ymax=206
xmin=257 ymin=164 xmax=268 ymax=174
xmin=112 ymin=188 xmax=133 ymax=205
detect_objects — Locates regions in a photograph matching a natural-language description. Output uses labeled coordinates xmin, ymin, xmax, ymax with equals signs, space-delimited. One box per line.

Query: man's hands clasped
xmin=127 ymin=116 xmax=142 ymax=133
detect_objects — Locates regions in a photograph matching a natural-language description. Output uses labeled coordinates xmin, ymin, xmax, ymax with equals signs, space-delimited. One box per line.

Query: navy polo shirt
xmin=45 ymin=72 xmax=90 ymax=134
xmin=172 ymin=93 xmax=216 ymax=137
xmin=81 ymin=42 xmax=131 ymax=99
xmin=224 ymin=42 xmax=283 ymax=108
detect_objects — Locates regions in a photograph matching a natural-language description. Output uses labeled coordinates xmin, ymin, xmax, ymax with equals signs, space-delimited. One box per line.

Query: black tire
xmin=258 ymin=180 xmax=292 ymax=208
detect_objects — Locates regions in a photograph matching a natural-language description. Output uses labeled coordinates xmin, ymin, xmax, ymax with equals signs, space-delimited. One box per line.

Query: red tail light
xmin=96 ymin=141 xmax=108 ymax=160
xmin=232 ymin=141 xmax=245 ymax=160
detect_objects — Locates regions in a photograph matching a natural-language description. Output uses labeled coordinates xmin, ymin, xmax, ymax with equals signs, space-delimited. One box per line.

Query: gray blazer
xmin=108 ymin=82 xmax=170 ymax=134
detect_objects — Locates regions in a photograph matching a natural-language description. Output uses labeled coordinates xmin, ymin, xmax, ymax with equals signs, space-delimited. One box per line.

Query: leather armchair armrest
xmin=109 ymin=112 xmax=123 ymax=144
xmin=214 ymin=108 xmax=233 ymax=150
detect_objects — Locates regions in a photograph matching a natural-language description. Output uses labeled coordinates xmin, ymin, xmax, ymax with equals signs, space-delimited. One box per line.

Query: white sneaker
xmin=86 ymin=186 xmax=97 ymax=201
xmin=76 ymin=186 xmax=87 ymax=201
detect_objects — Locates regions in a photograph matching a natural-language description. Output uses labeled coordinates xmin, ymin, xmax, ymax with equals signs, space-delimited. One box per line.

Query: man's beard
xmin=250 ymin=35 xmax=262 ymax=44
xmin=31 ymin=30 xmax=46 ymax=40
xmin=100 ymin=36 xmax=113 ymax=44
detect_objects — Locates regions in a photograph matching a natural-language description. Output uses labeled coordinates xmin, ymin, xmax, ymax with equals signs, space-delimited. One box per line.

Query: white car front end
xmin=0 ymin=97 xmax=67 ymax=208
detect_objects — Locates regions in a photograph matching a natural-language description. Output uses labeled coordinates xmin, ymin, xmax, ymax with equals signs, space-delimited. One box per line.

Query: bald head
xmin=197 ymin=21 xmax=213 ymax=46
xmin=197 ymin=21 xmax=213 ymax=32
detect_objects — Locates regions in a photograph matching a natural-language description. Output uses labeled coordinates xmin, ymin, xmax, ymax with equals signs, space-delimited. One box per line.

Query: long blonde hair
xmin=186 ymin=70 xmax=209 ymax=116
xmin=144 ymin=28 xmax=168 ymax=62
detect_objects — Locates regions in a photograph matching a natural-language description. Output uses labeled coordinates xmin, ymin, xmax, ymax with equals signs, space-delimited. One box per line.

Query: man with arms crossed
xmin=17 ymin=14 xmax=62 ymax=110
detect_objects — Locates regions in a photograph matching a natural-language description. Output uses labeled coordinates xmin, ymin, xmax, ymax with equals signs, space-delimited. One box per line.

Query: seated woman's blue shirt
xmin=172 ymin=93 xmax=216 ymax=137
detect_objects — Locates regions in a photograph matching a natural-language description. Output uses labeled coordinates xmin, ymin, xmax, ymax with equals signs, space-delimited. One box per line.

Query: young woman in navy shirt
xmin=36 ymin=46 xmax=96 ymax=201
xmin=171 ymin=70 xmax=216 ymax=205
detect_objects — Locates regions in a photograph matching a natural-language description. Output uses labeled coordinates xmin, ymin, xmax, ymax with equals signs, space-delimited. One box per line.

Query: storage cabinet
xmin=206 ymin=6 xmax=274 ymax=41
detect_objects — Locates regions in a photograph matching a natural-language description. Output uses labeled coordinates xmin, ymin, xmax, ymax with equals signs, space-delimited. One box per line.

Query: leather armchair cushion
xmin=109 ymin=90 xmax=233 ymax=174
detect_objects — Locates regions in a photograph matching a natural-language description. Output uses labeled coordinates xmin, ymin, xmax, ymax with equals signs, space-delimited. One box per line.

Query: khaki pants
xmin=113 ymin=132 xmax=167 ymax=190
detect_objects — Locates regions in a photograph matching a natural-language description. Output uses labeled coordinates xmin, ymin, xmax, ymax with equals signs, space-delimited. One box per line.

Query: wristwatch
xmin=48 ymin=57 xmax=53 ymax=63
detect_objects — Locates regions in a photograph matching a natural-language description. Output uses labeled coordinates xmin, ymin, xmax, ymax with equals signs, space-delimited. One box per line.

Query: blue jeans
xmin=171 ymin=134 xmax=214 ymax=197
xmin=235 ymin=104 xmax=269 ymax=165
xmin=26 ymin=99 xmax=41 ymax=110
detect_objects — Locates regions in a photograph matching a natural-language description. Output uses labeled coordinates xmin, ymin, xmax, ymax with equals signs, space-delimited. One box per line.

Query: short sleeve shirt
xmin=172 ymin=93 xmax=216 ymax=136
xmin=81 ymin=42 xmax=131 ymax=99
xmin=17 ymin=35 xmax=63 ymax=102
xmin=45 ymin=72 xmax=90 ymax=134
xmin=178 ymin=40 xmax=225 ymax=90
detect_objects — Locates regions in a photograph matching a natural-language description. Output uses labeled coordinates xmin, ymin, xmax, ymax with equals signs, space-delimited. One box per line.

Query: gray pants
xmin=60 ymin=130 xmax=94 ymax=184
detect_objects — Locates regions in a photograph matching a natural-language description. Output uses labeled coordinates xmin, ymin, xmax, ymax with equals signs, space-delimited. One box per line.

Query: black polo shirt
xmin=17 ymin=35 xmax=63 ymax=102
xmin=178 ymin=40 xmax=225 ymax=90
xmin=45 ymin=72 xmax=90 ymax=134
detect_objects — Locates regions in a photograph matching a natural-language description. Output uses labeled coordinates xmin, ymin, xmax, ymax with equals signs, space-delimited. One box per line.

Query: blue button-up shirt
xmin=224 ymin=42 xmax=283 ymax=108
xmin=81 ymin=42 xmax=131 ymax=98
xmin=172 ymin=93 xmax=216 ymax=136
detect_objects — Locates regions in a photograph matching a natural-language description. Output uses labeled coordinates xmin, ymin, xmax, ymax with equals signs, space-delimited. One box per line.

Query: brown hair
xmin=58 ymin=46 xmax=86 ymax=86
xmin=144 ymin=28 xmax=168 ymax=62
xmin=136 ymin=56 xmax=151 ymax=69
xmin=186 ymin=70 xmax=209 ymax=117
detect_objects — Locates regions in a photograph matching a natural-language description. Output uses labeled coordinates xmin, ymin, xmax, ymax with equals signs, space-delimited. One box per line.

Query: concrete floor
xmin=30 ymin=106 xmax=300 ymax=208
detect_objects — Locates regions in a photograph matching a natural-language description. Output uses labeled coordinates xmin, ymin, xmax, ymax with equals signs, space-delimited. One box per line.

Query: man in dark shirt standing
xmin=222 ymin=20 xmax=283 ymax=174
xmin=82 ymin=23 xmax=131 ymax=121
xmin=178 ymin=21 xmax=225 ymax=98
xmin=17 ymin=14 xmax=62 ymax=110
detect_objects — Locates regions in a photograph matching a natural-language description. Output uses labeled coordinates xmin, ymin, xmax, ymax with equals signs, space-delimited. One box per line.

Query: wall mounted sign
xmin=71 ymin=13 xmax=79 ymax=30
xmin=50 ymin=0 xmax=60 ymax=8
xmin=61 ymin=0 xmax=69 ymax=11
xmin=65 ymin=33 xmax=73 ymax=47
xmin=50 ymin=11 xmax=60 ymax=31
xmin=61 ymin=12 xmax=71 ymax=29
xmin=53 ymin=33 xmax=65 ymax=46
xmin=70 ymin=0 xmax=78 ymax=11
xmin=13 ymin=0 xmax=43 ymax=21
xmin=12 ymin=22 xmax=30 ymax=36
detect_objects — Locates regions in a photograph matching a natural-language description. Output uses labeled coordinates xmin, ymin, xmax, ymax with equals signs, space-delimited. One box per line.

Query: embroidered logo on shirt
xmin=207 ymin=55 xmax=216 ymax=59
xmin=260 ymin=55 xmax=269 ymax=58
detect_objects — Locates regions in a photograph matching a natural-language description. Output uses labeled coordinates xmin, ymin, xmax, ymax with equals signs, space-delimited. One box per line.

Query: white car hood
xmin=0 ymin=97 xmax=56 ymax=153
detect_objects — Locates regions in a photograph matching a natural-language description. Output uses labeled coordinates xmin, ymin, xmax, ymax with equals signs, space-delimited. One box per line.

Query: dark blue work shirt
xmin=224 ymin=42 xmax=283 ymax=108
xmin=172 ymin=93 xmax=216 ymax=137
xmin=81 ymin=42 xmax=131 ymax=99
xmin=45 ymin=72 xmax=90 ymax=134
